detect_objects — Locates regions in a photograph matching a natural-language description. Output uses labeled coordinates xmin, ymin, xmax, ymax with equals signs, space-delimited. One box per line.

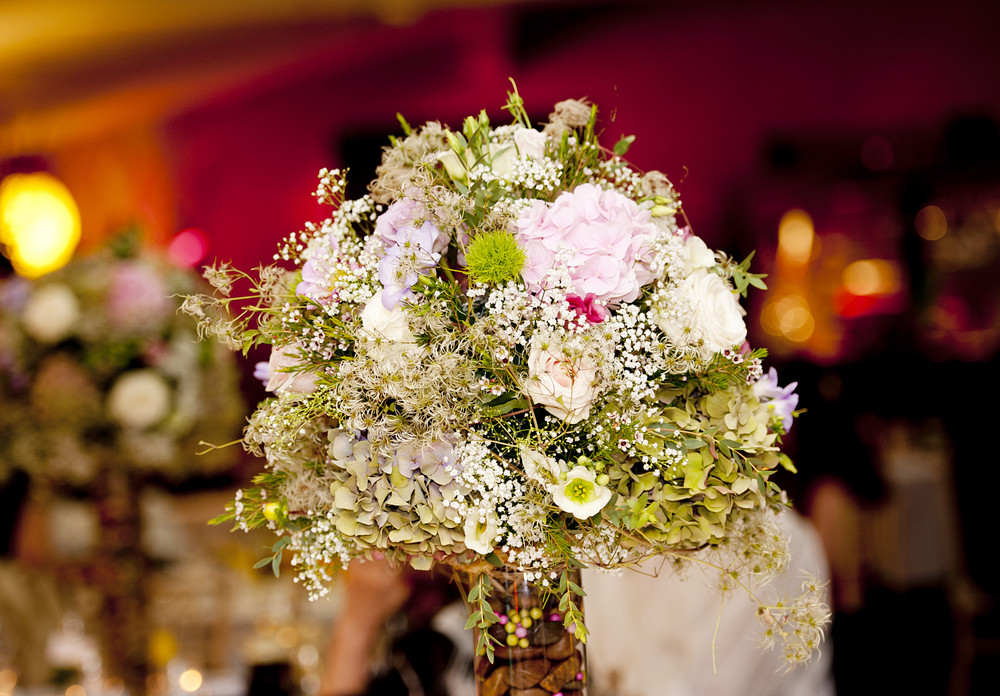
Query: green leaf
xmin=485 ymin=552 xmax=503 ymax=567
xmin=613 ymin=134 xmax=636 ymax=156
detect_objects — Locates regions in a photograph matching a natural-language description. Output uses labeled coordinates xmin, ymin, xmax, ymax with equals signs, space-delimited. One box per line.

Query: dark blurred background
xmin=3 ymin=0 xmax=1000 ymax=694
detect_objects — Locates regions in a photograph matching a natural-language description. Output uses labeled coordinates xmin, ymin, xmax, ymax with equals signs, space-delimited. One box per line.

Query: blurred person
xmin=583 ymin=508 xmax=835 ymax=696
xmin=320 ymin=558 xmax=464 ymax=696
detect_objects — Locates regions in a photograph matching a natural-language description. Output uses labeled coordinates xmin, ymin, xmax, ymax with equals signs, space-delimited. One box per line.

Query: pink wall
xmin=161 ymin=0 xmax=1000 ymax=267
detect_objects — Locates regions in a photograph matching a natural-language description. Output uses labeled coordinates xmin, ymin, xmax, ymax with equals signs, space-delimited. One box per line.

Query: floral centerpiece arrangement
xmin=189 ymin=86 xmax=828 ymax=679
xmin=0 ymin=234 xmax=244 ymax=487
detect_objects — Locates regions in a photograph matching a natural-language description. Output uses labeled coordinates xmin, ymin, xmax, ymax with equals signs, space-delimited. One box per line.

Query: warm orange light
xmin=179 ymin=669 xmax=203 ymax=693
xmin=842 ymin=259 xmax=901 ymax=296
xmin=777 ymin=209 xmax=814 ymax=265
xmin=915 ymin=205 xmax=947 ymax=241
xmin=761 ymin=292 xmax=814 ymax=343
xmin=0 ymin=172 xmax=81 ymax=277
xmin=0 ymin=668 xmax=17 ymax=693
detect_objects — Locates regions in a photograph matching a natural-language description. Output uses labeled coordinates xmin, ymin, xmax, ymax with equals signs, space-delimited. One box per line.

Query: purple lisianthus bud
xmin=253 ymin=361 xmax=270 ymax=386
xmin=754 ymin=367 xmax=799 ymax=433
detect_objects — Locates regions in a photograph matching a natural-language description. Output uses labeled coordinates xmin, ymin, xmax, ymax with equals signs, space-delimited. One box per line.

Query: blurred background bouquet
xmin=0 ymin=230 xmax=244 ymax=489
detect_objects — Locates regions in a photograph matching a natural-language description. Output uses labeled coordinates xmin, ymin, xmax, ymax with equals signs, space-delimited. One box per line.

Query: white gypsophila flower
xmin=106 ymin=369 xmax=172 ymax=429
xmin=550 ymin=465 xmax=612 ymax=520
xmin=21 ymin=283 xmax=80 ymax=343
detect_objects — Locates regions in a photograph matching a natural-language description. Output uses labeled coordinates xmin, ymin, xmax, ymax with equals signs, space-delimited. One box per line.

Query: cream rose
xmin=22 ymin=283 xmax=79 ymax=343
xmin=265 ymin=343 xmax=319 ymax=395
xmin=107 ymin=369 xmax=172 ymax=429
xmin=523 ymin=343 xmax=599 ymax=424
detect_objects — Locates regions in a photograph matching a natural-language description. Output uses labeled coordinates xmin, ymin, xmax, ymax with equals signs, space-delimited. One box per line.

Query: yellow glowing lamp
xmin=0 ymin=172 xmax=81 ymax=277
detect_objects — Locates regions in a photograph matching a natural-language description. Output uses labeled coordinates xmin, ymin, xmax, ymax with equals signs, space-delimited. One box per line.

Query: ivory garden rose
xmin=523 ymin=342 xmax=600 ymax=424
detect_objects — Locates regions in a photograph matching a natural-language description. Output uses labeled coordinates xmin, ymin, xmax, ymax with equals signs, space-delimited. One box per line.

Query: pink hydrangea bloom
xmin=517 ymin=183 xmax=659 ymax=304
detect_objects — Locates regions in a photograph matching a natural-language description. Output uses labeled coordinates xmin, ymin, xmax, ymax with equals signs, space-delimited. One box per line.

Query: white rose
xmin=361 ymin=289 xmax=420 ymax=344
xmin=519 ymin=447 xmax=563 ymax=485
xmin=523 ymin=343 xmax=599 ymax=424
xmin=658 ymin=269 xmax=746 ymax=355
xmin=463 ymin=512 xmax=499 ymax=554
xmin=22 ymin=283 xmax=79 ymax=343
xmin=265 ymin=343 xmax=319 ymax=395
xmin=550 ymin=465 xmax=612 ymax=520
xmin=684 ymin=235 xmax=717 ymax=274
xmin=106 ymin=369 xmax=172 ymax=429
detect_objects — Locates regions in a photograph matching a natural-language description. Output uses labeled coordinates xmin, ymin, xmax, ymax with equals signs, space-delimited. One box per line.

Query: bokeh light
xmin=167 ymin=228 xmax=208 ymax=267
xmin=0 ymin=172 xmax=81 ymax=277
xmin=777 ymin=209 xmax=815 ymax=265
xmin=761 ymin=291 xmax=816 ymax=343
xmin=842 ymin=259 xmax=901 ymax=296
xmin=178 ymin=669 xmax=203 ymax=693
xmin=915 ymin=204 xmax=948 ymax=241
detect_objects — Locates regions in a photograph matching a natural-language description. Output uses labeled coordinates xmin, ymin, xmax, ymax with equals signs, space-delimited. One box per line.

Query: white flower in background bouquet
xmin=0 ymin=232 xmax=245 ymax=487
xmin=191 ymin=85 xmax=827 ymax=666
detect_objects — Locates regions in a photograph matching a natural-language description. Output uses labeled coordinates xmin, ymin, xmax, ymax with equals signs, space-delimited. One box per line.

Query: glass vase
xmin=473 ymin=569 xmax=587 ymax=696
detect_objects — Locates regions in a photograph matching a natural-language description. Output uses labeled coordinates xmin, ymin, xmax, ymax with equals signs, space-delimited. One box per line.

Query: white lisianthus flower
xmin=523 ymin=343 xmax=599 ymax=424
xmin=656 ymin=269 xmax=747 ymax=356
xmin=22 ymin=283 xmax=79 ymax=343
xmin=437 ymin=149 xmax=467 ymax=182
xmin=550 ymin=465 xmax=612 ymax=520
xmin=463 ymin=512 xmax=499 ymax=554
xmin=520 ymin=447 xmax=563 ymax=485
xmin=265 ymin=343 xmax=319 ymax=395
xmin=106 ymin=369 xmax=172 ymax=429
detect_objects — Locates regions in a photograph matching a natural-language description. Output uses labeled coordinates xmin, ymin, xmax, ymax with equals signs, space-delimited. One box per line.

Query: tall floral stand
xmin=94 ymin=468 xmax=150 ymax=696
xmin=473 ymin=570 xmax=587 ymax=696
